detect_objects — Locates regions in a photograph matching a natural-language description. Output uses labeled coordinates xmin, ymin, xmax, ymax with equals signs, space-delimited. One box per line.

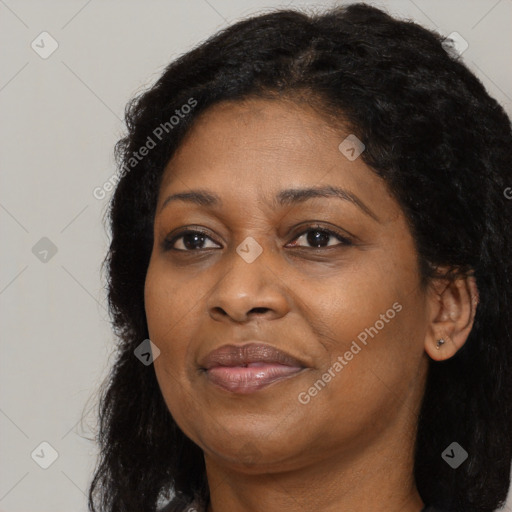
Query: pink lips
xmin=199 ymin=343 xmax=306 ymax=394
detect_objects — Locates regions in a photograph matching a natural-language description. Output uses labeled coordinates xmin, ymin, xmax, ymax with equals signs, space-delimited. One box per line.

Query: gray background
xmin=1 ymin=0 xmax=511 ymax=510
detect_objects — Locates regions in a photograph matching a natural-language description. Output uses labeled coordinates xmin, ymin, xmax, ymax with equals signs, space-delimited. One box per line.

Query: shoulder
xmin=158 ymin=496 xmax=203 ymax=512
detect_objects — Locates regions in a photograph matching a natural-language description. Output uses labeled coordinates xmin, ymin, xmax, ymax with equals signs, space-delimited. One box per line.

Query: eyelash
xmin=163 ymin=224 xmax=354 ymax=252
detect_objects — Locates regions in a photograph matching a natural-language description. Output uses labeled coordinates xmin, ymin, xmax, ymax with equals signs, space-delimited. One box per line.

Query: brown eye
xmin=287 ymin=227 xmax=353 ymax=249
xmin=164 ymin=230 xmax=221 ymax=251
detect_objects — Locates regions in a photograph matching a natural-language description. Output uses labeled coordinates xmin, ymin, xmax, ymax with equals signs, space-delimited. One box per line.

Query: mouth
xmin=199 ymin=342 xmax=308 ymax=394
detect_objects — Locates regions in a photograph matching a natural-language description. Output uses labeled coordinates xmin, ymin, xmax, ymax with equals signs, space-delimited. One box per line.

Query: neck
xmin=203 ymin=420 xmax=424 ymax=512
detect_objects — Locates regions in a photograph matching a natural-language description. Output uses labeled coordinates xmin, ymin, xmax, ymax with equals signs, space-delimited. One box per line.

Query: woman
xmin=88 ymin=3 xmax=512 ymax=512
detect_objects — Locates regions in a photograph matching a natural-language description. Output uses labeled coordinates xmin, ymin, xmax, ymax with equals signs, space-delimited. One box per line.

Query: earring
xmin=436 ymin=338 xmax=446 ymax=349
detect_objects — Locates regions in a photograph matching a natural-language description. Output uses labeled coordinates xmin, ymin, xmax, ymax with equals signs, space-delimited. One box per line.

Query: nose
xmin=206 ymin=243 xmax=290 ymax=323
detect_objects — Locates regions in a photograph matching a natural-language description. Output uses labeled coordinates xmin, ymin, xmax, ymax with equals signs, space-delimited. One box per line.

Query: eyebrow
xmin=159 ymin=185 xmax=379 ymax=222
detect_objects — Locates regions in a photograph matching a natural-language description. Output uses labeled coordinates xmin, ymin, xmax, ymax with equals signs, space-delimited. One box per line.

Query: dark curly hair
xmin=87 ymin=3 xmax=512 ymax=512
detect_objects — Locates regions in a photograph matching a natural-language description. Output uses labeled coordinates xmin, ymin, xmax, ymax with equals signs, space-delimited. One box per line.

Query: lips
xmin=199 ymin=343 xmax=307 ymax=393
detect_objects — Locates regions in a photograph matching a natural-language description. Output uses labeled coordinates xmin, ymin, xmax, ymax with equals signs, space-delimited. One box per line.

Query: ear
xmin=424 ymin=271 xmax=479 ymax=361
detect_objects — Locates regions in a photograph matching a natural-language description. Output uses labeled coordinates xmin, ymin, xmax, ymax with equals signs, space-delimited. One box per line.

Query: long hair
xmin=88 ymin=4 xmax=512 ymax=511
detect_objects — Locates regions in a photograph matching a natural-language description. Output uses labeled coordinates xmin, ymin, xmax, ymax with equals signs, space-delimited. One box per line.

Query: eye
xmin=164 ymin=229 xmax=221 ymax=251
xmin=287 ymin=226 xmax=353 ymax=249
xmin=163 ymin=225 xmax=353 ymax=252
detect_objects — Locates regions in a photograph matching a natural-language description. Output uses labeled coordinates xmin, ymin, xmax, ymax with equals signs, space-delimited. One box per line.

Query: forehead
xmin=158 ymin=98 xmax=398 ymax=221
xmin=162 ymin=98 xmax=340 ymax=182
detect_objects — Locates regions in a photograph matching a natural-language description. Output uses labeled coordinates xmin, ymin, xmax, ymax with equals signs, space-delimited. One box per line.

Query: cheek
xmin=291 ymin=300 xmax=423 ymax=452
xmin=298 ymin=254 xmax=409 ymax=350
xmin=296 ymin=244 xmax=425 ymax=400
xmin=144 ymin=260 xmax=196 ymax=397
xmin=145 ymin=258 xmax=195 ymax=341
xmin=144 ymin=268 xmax=194 ymax=432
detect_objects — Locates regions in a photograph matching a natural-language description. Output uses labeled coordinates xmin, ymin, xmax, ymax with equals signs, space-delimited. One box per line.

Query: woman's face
xmin=144 ymin=98 xmax=431 ymax=472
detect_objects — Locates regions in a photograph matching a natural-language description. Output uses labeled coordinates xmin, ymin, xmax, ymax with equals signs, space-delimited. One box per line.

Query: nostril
xmin=249 ymin=307 xmax=270 ymax=315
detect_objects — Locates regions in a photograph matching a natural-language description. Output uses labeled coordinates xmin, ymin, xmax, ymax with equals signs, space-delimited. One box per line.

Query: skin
xmin=144 ymin=97 xmax=478 ymax=512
